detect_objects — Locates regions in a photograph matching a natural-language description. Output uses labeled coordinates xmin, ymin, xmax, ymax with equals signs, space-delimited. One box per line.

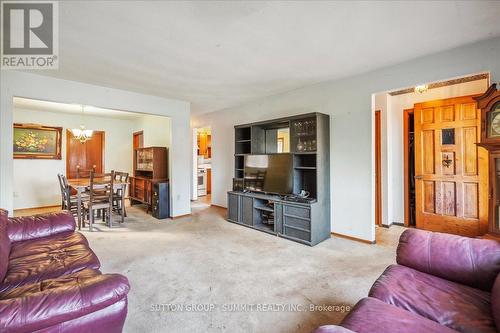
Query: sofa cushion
xmin=0 ymin=209 xmax=10 ymax=282
xmin=9 ymin=232 xmax=89 ymax=260
xmin=397 ymin=229 xmax=500 ymax=291
xmin=340 ymin=297 xmax=456 ymax=333
xmin=0 ymin=243 xmax=100 ymax=293
xmin=0 ymin=268 xmax=101 ymax=300
xmin=369 ymin=264 xmax=496 ymax=333
xmin=492 ymin=274 xmax=500 ymax=330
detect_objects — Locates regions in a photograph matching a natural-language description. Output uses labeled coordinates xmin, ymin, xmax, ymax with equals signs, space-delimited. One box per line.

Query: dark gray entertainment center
xmin=227 ymin=112 xmax=330 ymax=246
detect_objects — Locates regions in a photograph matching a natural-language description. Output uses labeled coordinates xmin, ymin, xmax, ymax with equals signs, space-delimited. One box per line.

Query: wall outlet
xmin=13 ymin=191 xmax=19 ymax=198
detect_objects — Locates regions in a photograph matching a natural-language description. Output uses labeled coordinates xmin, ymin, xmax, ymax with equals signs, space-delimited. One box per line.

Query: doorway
xmin=373 ymin=73 xmax=489 ymax=235
xmin=193 ymin=127 xmax=212 ymax=208
xmin=403 ymin=109 xmax=416 ymax=227
xmin=66 ymin=130 xmax=105 ymax=178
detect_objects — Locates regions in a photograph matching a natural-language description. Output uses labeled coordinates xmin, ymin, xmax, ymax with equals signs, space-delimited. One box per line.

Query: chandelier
xmin=71 ymin=105 xmax=93 ymax=143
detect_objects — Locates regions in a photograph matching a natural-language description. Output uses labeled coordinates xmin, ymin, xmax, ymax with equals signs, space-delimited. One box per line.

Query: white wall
xmin=1 ymin=71 xmax=191 ymax=217
xmin=191 ymin=37 xmax=500 ymax=242
xmin=12 ymin=109 xmax=135 ymax=209
xmin=135 ymin=114 xmax=172 ymax=148
xmin=377 ymin=78 xmax=489 ymax=226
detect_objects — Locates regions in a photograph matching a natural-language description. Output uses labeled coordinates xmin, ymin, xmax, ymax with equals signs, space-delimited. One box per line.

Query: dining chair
xmin=83 ymin=171 xmax=114 ymax=231
xmin=76 ymin=165 xmax=96 ymax=178
xmin=57 ymin=174 xmax=88 ymax=223
xmin=113 ymin=171 xmax=129 ymax=222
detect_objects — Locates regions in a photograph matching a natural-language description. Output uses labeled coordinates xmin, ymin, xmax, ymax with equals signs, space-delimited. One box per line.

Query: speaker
xmin=152 ymin=181 xmax=169 ymax=219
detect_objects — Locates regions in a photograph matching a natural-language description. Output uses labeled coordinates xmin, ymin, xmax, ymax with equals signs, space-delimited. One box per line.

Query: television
xmin=244 ymin=154 xmax=293 ymax=195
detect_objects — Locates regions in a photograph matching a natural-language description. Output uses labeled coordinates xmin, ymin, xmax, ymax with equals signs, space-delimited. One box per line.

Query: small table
xmin=67 ymin=178 xmax=128 ymax=230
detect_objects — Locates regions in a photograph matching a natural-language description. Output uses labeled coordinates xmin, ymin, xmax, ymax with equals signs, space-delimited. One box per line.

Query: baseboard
xmin=210 ymin=204 xmax=227 ymax=209
xmin=171 ymin=213 xmax=192 ymax=219
xmin=331 ymin=232 xmax=375 ymax=245
xmin=14 ymin=204 xmax=60 ymax=211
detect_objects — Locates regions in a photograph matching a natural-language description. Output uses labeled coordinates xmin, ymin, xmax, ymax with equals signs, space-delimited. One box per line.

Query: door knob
xmin=414 ymin=175 xmax=423 ymax=180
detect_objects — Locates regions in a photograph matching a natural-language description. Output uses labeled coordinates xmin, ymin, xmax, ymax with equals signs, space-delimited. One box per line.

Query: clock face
xmin=489 ymin=109 xmax=500 ymax=138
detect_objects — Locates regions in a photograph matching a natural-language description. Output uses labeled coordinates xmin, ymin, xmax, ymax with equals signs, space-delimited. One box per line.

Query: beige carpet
xmin=80 ymin=204 xmax=404 ymax=333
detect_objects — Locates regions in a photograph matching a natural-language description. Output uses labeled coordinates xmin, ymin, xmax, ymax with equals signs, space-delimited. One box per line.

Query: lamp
xmin=71 ymin=105 xmax=93 ymax=143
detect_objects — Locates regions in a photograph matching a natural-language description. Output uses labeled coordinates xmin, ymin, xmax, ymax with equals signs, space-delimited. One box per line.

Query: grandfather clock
xmin=475 ymin=84 xmax=500 ymax=240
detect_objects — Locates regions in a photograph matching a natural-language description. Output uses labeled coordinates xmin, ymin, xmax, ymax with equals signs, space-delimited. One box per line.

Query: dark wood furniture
xmin=84 ymin=172 xmax=114 ymax=231
xmin=475 ymin=83 xmax=500 ymax=240
xmin=76 ymin=166 xmax=96 ymax=178
xmin=57 ymin=174 xmax=87 ymax=219
xmin=67 ymin=177 xmax=127 ymax=230
xmin=129 ymin=147 xmax=169 ymax=217
xmin=228 ymin=112 xmax=330 ymax=246
xmin=112 ymin=171 xmax=129 ymax=221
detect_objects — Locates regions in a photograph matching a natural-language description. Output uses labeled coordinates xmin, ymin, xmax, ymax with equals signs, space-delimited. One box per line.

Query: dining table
xmin=67 ymin=178 xmax=128 ymax=230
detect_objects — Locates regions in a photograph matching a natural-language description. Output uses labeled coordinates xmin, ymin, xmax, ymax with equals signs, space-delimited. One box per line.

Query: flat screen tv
xmin=244 ymin=154 xmax=293 ymax=195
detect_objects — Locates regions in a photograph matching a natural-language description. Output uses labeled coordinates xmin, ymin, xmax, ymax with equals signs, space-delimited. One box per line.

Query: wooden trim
xmin=331 ymin=232 xmax=376 ymax=244
xmin=403 ymin=108 xmax=414 ymax=227
xmin=14 ymin=204 xmax=60 ymax=211
xmin=389 ymin=73 xmax=489 ymax=96
xmin=374 ymin=110 xmax=381 ymax=226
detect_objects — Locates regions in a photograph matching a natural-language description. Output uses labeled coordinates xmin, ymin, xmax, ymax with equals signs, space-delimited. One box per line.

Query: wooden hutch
xmin=129 ymin=147 xmax=168 ymax=214
xmin=475 ymin=84 xmax=500 ymax=240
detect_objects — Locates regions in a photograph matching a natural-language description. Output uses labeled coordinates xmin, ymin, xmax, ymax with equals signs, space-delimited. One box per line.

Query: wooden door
xmin=133 ymin=131 xmax=143 ymax=150
xmin=66 ymin=130 xmax=105 ymax=178
xmin=374 ymin=110 xmax=381 ymax=226
xmin=414 ymin=96 xmax=488 ymax=237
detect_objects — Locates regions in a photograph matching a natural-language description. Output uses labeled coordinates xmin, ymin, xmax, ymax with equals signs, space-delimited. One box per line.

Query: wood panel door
xmin=414 ymin=96 xmax=488 ymax=237
xmin=66 ymin=130 xmax=105 ymax=179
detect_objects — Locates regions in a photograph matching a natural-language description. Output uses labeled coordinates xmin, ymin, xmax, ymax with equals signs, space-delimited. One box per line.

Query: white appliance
xmin=197 ymin=168 xmax=207 ymax=196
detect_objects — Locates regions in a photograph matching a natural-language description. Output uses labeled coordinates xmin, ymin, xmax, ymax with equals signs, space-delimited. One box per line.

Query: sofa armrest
xmin=312 ymin=325 xmax=356 ymax=333
xmin=397 ymin=229 xmax=500 ymax=291
xmin=7 ymin=211 xmax=76 ymax=242
xmin=0 ymin=273 xmax=129 ymax=332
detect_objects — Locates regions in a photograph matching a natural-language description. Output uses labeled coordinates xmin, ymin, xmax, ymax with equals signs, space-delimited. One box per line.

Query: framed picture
xmin=13 ymin=123 xmax=62 ymax=159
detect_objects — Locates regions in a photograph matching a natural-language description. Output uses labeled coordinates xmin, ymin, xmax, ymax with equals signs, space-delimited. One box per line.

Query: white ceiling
xmin=13 ymin=97 xmax=143 ymax=120
xmin=33 ymin=1 xmax=500 ymax=114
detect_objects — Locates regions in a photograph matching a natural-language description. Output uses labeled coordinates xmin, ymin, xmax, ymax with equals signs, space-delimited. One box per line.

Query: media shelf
xmin=229 ymin=112 xmax=330 ymax=246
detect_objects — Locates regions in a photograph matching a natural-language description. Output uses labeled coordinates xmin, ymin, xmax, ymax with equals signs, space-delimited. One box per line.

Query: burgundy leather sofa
xmin=0 ymin=209 xmax=130 ymax=333
xmin=314 ymin=229 xmax=500 ymax=333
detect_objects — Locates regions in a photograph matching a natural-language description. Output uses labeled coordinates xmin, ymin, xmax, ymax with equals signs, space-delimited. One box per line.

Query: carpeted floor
xmin=79 ymin=203 xmax=404 ymax=333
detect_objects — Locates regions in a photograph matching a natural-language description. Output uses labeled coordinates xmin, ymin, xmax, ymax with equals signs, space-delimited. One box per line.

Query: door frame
xmin=375 ymin=110 xmax=381 ymax=226
xmin=403 ymin=108 xmax=414 ymax=227
xmin=65 ymin=130 xmax=105 ymax=177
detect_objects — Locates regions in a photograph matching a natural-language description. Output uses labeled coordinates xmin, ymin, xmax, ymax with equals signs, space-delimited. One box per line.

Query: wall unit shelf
xmin=228 ymin=112 xmax=330 ymax=246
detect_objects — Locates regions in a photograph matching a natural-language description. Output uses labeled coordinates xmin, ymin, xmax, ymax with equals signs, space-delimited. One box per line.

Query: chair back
xmin=89 ymin=171 xmax=114 ymax=204
xmin=114 ymin=171 xmax=129 ymax=183
xmin=57 ymin=174 xmax=72 ymax=209
xmin=77 ymin=165 xmax=96 ymax=178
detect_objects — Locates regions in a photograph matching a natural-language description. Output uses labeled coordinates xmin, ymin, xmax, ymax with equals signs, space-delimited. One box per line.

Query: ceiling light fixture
xmin=71 ymin=105 xmax=93 ymax=143
xmin=414 ymin=84 xmax=429 ymax=94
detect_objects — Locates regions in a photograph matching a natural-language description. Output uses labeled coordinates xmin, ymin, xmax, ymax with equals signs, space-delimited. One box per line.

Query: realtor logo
xmin=1 ymin=1 xmax=58 ymax=69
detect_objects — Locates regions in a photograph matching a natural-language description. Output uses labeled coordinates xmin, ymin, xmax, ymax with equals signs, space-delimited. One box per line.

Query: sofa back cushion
xmin=0 ymin=209 xmax=11 ymax=282
xmin=397 ymin=229 xmax=500 ymax=291
xmin=7 ymin=211 xmax=76 ymax=243
xmin=493 ymin=274 xmax=500 ymax=330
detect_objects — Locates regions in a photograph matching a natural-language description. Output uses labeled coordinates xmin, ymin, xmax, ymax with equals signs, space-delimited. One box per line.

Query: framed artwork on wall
xmin=13 ymin=123 xmax=62 ymax=159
